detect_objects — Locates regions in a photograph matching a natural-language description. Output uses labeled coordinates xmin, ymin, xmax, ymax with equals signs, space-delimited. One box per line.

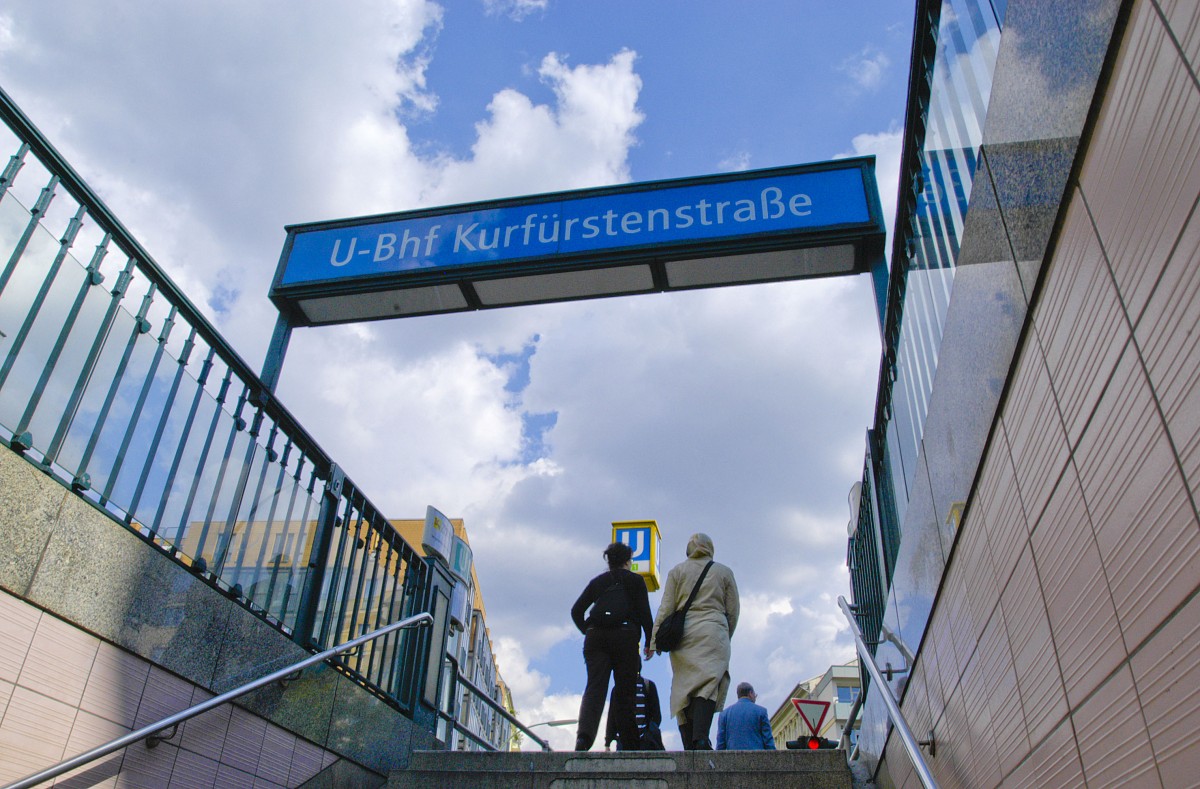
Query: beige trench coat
xmin=650 ymin=535 xmax=739 ymax=722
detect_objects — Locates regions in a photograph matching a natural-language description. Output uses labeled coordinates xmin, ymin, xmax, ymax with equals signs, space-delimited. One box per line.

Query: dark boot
xmin=688 ymin=697 xmax=716 ymax=750
xmin=678 ymin=717 xmax=693 ymax=750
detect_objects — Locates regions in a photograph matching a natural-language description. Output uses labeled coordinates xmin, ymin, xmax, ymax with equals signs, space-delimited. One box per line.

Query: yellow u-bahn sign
xmin=612 ymin=519 xmax=662 ymax=592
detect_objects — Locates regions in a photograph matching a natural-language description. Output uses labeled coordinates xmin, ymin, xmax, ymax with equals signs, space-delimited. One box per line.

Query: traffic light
xmin=785 ymin=736 xmax=838 ymax=750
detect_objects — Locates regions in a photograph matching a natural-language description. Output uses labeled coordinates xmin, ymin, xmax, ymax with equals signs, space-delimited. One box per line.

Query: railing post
xmin=260 ymin=313 xmax=292 ymax=393
xmin=293 ymin=463 xmax=344 ymax=649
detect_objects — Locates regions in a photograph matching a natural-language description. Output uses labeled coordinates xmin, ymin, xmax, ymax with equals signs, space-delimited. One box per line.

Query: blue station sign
xmin=270 ymin=158 xmax=884 ymax=326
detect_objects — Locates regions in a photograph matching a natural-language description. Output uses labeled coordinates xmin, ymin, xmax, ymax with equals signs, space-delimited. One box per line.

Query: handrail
xmin=444 ymin=654 xmax=551 ymax=752
xmin=838 ymin=596 xmax=939 ymax=789
xmin=840 ymin=682 xmax=865 ymax=755
xmin=2 ymin=612 xmax=434 ymax=789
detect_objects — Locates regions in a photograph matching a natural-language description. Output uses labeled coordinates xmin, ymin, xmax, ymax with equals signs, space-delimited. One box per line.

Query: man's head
xmin=736 ymin=682 xmax=756 ymax=700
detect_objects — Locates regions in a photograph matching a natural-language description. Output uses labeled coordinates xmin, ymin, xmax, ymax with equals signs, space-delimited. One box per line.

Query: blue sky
xmin=0 ymin=0 xmax=912 ymax=750
xmin=417 ymin=2 xmax=912 ymax=178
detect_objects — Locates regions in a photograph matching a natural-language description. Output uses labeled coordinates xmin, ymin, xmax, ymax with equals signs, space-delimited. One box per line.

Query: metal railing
xmin=0 ymin=85 xmax=435 ymax=710
xmin=439 ymin=655 xmax=551 ymax=752
xmin=838 ymin=596 xmax=938 ymax=789
xmin=1 ymin=613 xmax=433 ymax=789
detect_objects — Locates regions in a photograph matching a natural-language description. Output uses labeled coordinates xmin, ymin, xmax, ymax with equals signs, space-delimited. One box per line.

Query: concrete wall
xmin=0 ymin=444 xmax=436 ymax=787
xmin=880 ymin=1 xmax=1200 ymax=786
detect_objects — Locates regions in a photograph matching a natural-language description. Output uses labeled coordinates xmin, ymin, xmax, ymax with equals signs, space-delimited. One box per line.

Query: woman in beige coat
xmin=647 ymin=533 xmax=739 ymax=750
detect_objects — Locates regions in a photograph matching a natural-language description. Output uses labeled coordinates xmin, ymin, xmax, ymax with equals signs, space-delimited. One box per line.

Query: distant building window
xmin=837 ymin=686 xmax=860 ymax=704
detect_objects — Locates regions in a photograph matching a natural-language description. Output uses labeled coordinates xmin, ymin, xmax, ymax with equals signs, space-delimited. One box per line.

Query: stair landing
xmin=389 ymin=749 xmax=852 ymax=788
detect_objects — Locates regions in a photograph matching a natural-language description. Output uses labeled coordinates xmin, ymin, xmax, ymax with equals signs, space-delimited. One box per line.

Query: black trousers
xmin=576 ymin=625 xmax=641 ymax=750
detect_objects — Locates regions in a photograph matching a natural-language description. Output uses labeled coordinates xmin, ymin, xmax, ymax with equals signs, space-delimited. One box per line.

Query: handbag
xmin=654 ymin=560 xmax=714 ymax=652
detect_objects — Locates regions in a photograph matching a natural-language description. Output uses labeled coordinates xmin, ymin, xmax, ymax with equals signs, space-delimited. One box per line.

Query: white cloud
xmin=0 ymin=14 xmax=14 ymax=52
xmin=429 ymin=50 xmax=643 ymax=203
xmin=738 ymin=593 xmax=795 ymax=637
xmin=494 ymin=636 xmax=583 ymax=751
xmin=717 ymin=151 xmax=752 ymax=172
xmin=840 ymin=46 xmax=891 ymax=91
xmin=484 ymin=0 xmax=549 ymax=21
xmin=840 ymin=126 xmax=904 ymax=251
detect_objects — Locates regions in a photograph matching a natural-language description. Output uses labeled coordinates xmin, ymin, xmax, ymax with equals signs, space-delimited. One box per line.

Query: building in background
xmin=770 ymin=659 xmax=861 ymax=749
xmin=392 ymin=518 xmax=513 ymax=752
xmin=848 ymin=0 xmax=1200 ymax=786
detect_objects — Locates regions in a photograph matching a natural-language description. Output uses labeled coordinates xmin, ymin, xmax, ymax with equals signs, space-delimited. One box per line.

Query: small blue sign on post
xmin=269 ymin=158 xmax=884 ymax=327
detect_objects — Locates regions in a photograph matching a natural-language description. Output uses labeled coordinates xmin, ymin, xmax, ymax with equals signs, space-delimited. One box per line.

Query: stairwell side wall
xmin=876 ymin=1 xmax=1200 ymax=786
xmin=0 ymin=444 xmax=435 ymax=786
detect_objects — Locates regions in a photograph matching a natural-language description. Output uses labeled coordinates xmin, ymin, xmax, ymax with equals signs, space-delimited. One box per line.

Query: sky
xmin=0 ymin=0 xmax=912 ymax=750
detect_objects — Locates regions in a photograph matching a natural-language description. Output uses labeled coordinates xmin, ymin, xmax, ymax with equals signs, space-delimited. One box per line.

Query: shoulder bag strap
xmin=679 ymin=560 xmax=714 ymax=616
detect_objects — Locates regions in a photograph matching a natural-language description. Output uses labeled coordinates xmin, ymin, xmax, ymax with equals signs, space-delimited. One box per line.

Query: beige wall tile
xmin=65 ymin=708 xmax=128 ymax=753
xmin=899 ymin=663 xmax=934 ymax=767
xmin=1130 ymin=589 xmax=1200 ymax=788
xmin=999 ymin=342 xmax=1072 ymax=527
xmin=916 ymin=627 xmax=948 ymax=723
xmin=1076 ymin=346 xmax=1200 ymax=650
xmin=930 ymin=684 xmax=973 ymax=789
xmin=168 ymin=747 xmax=219 ymax=789
xmin=221 ymin=705 xmax=267 ymax=775
xmin=1157 ymin=0 xmax=1200 ymax=76
xmin=215 ymin=762 xmax=256 ymax=788
xmin=115 ymin=738 xmax=178 ymax=789
xmin=132 ymin=666 xmax=194 ymax=731
xmin=81 ymin=641 xmax=152 ymax=729
xmin=20 ymin=612 xmax=98 ymax=707
xmin=1000 ymin=545 xmax=1067 ymax=744
xmin=960 ymin=648 xmax=1002 ymax=788
xmin=56 ymin=709 xmax=127 ymax=789
xmin=1134 ymin=196 xmax=1200 ymax=506
xmin=178 ymin=687 xmax=231 ymax=762
xmin=1030 ymin=463 xmax=1126 ymax=709
xmin=1032 ymin=196 xmax=1128 ymax=449
xmin=960 ymin=518 xmax=1002 ymax=661
xmin=975 ymin=426 xmax=1029 ymax=586
xmin=937 ymin=565 xmax=975 ymax=691
xmin=977 ymin=610 xmax=1028 ymax=777
xmin=0 ymin=590 xmax=40 ymax=684
xmin=882 ymin=736 xmax=917 ymax=789
xmin=1073 ymin=664 xmax=1161 ymax=788
xmin=0 ymin=686 xmax=72 ymax=782
xmin=256 ymin=724 xmax=295 ymax=785
xmin=1080 ymin=0 xmax=1200 ymax=322
xmin=0 ymin=679 xmax=11 ymax=722
xmin=288 ymin=737 xmax=325 ymax=785
xmin=1003 ymin=715 xmax=1084 ymax=788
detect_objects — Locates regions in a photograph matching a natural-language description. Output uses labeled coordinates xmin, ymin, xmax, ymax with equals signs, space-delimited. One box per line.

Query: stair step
xmin=389 ymin=750 xmax=852 ymax=788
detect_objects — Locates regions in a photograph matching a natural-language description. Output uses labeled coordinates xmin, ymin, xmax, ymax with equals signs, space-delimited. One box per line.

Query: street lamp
xmin=528 ymin=719 xmax=578 ymax=729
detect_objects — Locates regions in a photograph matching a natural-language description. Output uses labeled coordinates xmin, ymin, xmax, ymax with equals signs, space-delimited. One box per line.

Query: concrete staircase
xmin=388 ymin=750 xmax=853 ymax=788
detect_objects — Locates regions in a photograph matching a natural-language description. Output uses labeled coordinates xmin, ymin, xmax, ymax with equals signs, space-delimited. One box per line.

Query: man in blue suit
xmin=716 ymin=681 xmax=776 ymax=750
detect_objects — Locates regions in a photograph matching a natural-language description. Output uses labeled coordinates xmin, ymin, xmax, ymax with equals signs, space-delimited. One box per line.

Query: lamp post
xmin=528 ymin=719 xmax=578 ymax=729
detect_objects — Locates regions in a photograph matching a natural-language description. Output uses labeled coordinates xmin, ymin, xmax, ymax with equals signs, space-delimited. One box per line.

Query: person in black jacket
xmin=605 ymin=673 xmax=663 ymax=751
xmin=570 ymin=541 xmax=654 ymax=751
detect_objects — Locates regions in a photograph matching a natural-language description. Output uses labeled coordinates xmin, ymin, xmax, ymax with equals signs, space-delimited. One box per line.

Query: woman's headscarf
xmin=686 ymin=533 xmax=714 ymax=559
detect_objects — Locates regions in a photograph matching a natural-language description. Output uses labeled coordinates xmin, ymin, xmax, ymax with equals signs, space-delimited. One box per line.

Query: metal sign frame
xmin=268 ymin=157 xmax=885 ymax=328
